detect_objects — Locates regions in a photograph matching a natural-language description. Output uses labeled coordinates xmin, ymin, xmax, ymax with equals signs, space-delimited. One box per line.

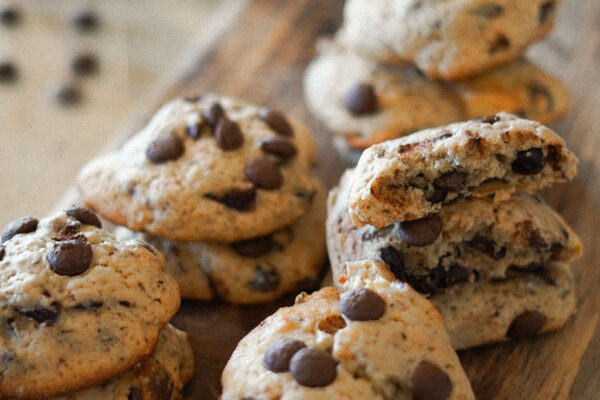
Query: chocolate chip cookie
xmin=338 ymin=0 xmax=562 ymax=80
xmin=77 ymin=94 xmax=318 ymax=242
xmin=0 ymin=209 xmax=180 ymax=398
xmin=348 ymin=113 xmax=578 ymax=227
xmin=222 ymin=260 xmax=474 ymax=399
xmin=116 ymin=180 xmax=327 ymax=304
xmin=328 ymin=170 xmax=582 ymax=295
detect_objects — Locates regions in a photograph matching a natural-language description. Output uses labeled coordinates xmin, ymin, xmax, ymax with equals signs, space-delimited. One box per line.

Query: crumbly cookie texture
xmin=304 ymin=40 xmax=569 ymax=153
xmin=338 ymin=0 xmax=562 ymax=80
xmin=116 ymin=180 xmax=327 ymax=304
xmin=42 ymin=324 xmax=194 ymax=400
xmin=328 ymin=170 xmax=582 ymax=295
xmin=0 ymin=210 xmax=180 ymax=399
xmin=77 ymin=94 xmax=318 ymax=243
xmin=348 ymin=112 xmax=578 ymax=227
xmin=222 ymin=261 xmax=474 ymax=400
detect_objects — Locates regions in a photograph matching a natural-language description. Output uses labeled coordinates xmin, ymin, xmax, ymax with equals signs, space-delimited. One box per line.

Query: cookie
xmin=222 ymin=262 xmax=474 ymax=399
xmin=348 ymin=112 xmax=578 ymax=227
xmin=338 ymin=0 xmax=562 ymax=80
xmin=116 ymin=180 xmax=327 ymax=304
xmin=0 ymin=209 xmax=180 ymax=398
xmin=304 ymin=40 xmax=569 ymax=152
xmin=328 ymin=170 xmax=582 ymax=295
xmin=77 ymin=94 xmax=318 ymax=242
xmin=46 ymin=324 xmax=194 ymax=400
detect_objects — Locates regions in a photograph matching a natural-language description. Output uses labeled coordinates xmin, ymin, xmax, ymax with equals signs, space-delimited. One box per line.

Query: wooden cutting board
xmin=62 ymin=0 xmax=600 ymax=398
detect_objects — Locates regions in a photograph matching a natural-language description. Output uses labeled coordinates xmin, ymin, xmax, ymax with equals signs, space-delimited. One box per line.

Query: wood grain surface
xmin=59 ymin=0 xmax=599 ymax=398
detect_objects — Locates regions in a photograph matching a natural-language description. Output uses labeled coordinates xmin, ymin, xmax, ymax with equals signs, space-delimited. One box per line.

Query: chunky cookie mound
xmin=349 ymin=113 xmax=577 ymax=227
xmin=0 ymin=209 xmax=180 ymax=398
xmin=222 ymin=261 xmax=474 ymax=400
xmin=339 ymin=0 xmax=562 ymax=79
xmin=78 ymin=94 xmax=317 ymax=242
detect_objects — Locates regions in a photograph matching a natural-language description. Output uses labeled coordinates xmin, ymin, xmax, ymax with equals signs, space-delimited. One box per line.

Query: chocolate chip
xmin=71 ymin=53 xmax=98 ymax=76
xmin=539 ymin=1 xmax=555 ymax=24
xmin=152 ymin=369 xmax=172 ymax=400
xmin=512 ymin=148 xmax=544 ymax=175
xmin=261 ymin=137 xmax=297 ymax=160
xmin=507 ymin=310 xmax=547 ymax=338
xmin=344 ymin=83 xmax=377 ymax=115
xmin=380 ymin=246 xmax=405 ymax=277
xmin=245 ymin=157 xmax=283 ymax=190
xmin=545 ymin=145 xmax=561 ymax=171
xmin=0 ymin=61 xmax=17 ymax=83
xmin=426 ymin=188 xmax=447 ymax=204
xmin=466 ymin=236 xmax=505 ymax=259
xmin=204 ymin=102 xmax=224 ymax=126
xmin=232 ymin=236 xmax=274 ymax=257
xmin=47 ymin=235 xmax=93 ymax=276
xmin=476 ymin=114 xmax=500 ymax=124
xmin=411 ymin=360 xmax=453 ymax=400
xmin=0 ymin=245 xmax=5 ymax=261
xmin=248 ymin=265 xmax=280 ymax=292
xmin=317 ymin=315 xmax=347 ymax=334
xmin=215 ymin=117 xmax=244 ymax=150
xmin=434 ymin=171 xmax=467 ymax=193
xmin=2 ymin=217 xmax=38 ymax=242
xmin=446 ymin=265 xmax=470 ymax=285
xmin=472 ymin=3 xmax=504 ymax=18
xmin=398 ymin=214 xmax=442 ymax=247
xmin=489 ymin=33 xmax=510 ymax=54
xmin=17 ymin=304 xmax=60 ymax=325
xmin=204 ymin=186 xmax=256 ymax=211
xmin=146 ymin=131 xmax=185 ymax=163
xmin=0 ymin=6 xmax=21 ymax=26
xmin=74 ymin=300 xmax=103 ymax=310
xmin=290 ymin=348 xmax=337 ymax=387
xmin=528 ymin=81 xmax=554 ymax=112
xmin=73 ymin=11 xmax=99 ymax=32
xmin=52 ymin=82 xmax=81 ymax=105
xmin=339 ymin=288 xmax=385 ymax=321
xmin=259 ymin=108 xmax=293 ymax=137
xmin=65 ymin=206 xmax=102 ymax=228
xmin=264 ymin=338 xmax=306 ymax=372
xmin=186 ymin=119 xmax=206 ymax=140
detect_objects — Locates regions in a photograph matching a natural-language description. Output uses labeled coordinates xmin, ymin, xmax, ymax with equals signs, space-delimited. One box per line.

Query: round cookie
xmin=77 ymin=94 xmax=318 ymax=242
xmin=338 ymin=0 xmax=563 ymax=80
xmin=117 ymin=180 xmax=327 ymax=304
xmin=0 ymin=209 xmax=180 ymax=398
xmin=221 ymin=260 xmax=474 ymax=400
xmin=45 ymin=324 xmax=194 ymax=400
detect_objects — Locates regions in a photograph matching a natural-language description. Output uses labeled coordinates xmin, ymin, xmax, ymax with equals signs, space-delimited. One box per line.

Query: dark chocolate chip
xmin=434 ymin=171 xmax=467 ymax=193
xmin=476 ymin=114 xmax=500 ymax=124
xmin=471 ymin=3 xmax=505 ymax=18
xmin=0 ymin=6 xmax=21 ymax=26
xmin=2 ymin=217 xmax=38 ymax=242
xmin=511 ymin=148 xmax=544 ymax=175
xmin=52 ymin=82 xmax=81 ymax=105
xmin=317 ymin=314 xmax=347 ymax=334
xmin=489 ymin=33 xmax=511 ymax=54
xmin=260 ymin=137 xmax=297 ymax=160
xmin=344 ymin=83 xmax=378 ymax=115
xmin=506 ymin=310 xmax=546 ymax=338
xmin=248 ymin=264 xmax=280 ymax=292
xmin=119 ymin=300 xmax=132 ymax=307
xmin=152 ymin=368 xmax=172 ymax=400
xmin=65 ymin=206 xmax=102 ymax=228
xmin=380 ymin=246 xmax=405 ymax=278
xmin=259 ymin=108 xmax=293 ymax=137
xmin=528 ymin=81 xmax=554 ymax=112
xmin=73 ymin=11 xmax=99 ymax=32
xmin=146 ymin=131 xmax=185 ymax=163
xmin=204 ymin=102 xmax=224 ymax=126
xmin=426 ymin=188 xmax=447 ymax=204
xmin=290 ymin=348 xmax=337 ymax=387
xmin=445 ymin=265 xmax=470 ymax=285
xmin=411 ymin=360 xmax=453 ymax=400
xmin=245 ymin=157 xmax=283 ymax=190
xmin=71 ymin=53 xmax=98 ymax=76
xmin=59 ymin=222 xmax=81 ymax=238
xmin=204 ymin=186 xmax=256 ymax=211
xmin=47 ymin=235 xmax=93 ymax=276
xmin=74 ymin=300 xmax=103 ymax=310
xmin=0 ymin=245 xmax=5 ymax=261
xmin=545 ymin=144 xmax=561 ymax=171
xmin=186 ymin=119 xmax=206 ymax=140
xmin=264 ymin=338 xmax=306 ymax=372
xmin=398 ymin=214 xmax=443 ymax=247
xmin=215 ymin=117 xmax=244 ymax=150
xmin=339 ymin=288 xmax=385 ymax=321
xmin=232 ymin=236 xmax=274 ymax=257
xmin=17 ymin=304 xmax=60 ymax=325
xmin=539 ymin=1 xmax=555 ymax=24
xmin=466 ymin=236 xmax=505 ymax=259
xmin=0 ymin=61 xmax=17 ymax=83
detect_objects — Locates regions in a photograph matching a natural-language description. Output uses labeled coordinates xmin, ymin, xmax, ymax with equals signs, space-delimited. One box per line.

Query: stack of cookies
xmin=0 ymin=207 xmax=193 ymax=399
xmin=327 ymin=113 xmax=583 ymax=349
xmin=77 ymin=94 xmax=327 ymax=304
xmin=304 ymin=0 xmax=569 ymax=164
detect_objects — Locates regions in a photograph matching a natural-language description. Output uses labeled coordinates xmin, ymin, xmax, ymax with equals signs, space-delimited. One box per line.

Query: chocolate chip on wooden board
xmin=47 ymin=235 xmax=93 ymax=276
xmin=289 ymin=348 xmax=337 ymax=387
xmin=344 ymin=83 xmax=377 ymax=115
xmin=146 ymin=131 xmax=185 ymax=163
xmin=259 ymin=108 xmax=294 ymax=137
xmin=339 ymin=288 xmax=385 ymax=321
xmin=411 ymin=360 xmax=453 ymax=400
xmin=506 ymin=311 xmax=547 ymax=338
xmin=398 ymin=214 xmax=443 ymax=247
xmin=245 ymin=157 xmax=283 ymax=190
xmin=215 ymin=117 xmax=244 ymax=150
xmin=264 ymin=338 xmax=307 ymax=373
xmin=65 ymin=206 xmax=102 ymax=228
xmin=2 ymin=217 xmax=38 ymax=242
